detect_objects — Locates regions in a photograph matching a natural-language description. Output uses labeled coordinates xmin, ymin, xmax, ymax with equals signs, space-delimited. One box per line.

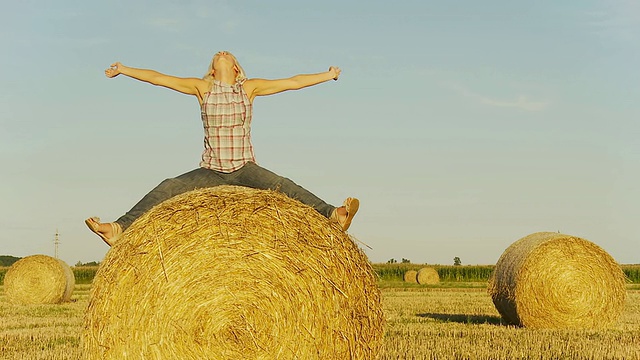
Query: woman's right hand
xmin=105 ymin=62 xmax=123 ymax=78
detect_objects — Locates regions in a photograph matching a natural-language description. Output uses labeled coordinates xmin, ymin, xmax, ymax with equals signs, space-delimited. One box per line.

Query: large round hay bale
xmin=83 ymin=185 xmax=384 ymax=359
xmin=403 ymin=269 xmax=418 ymax=283
xmin=3 ymin=254 xmax=75 ymax=305
xmin=488 ymin=232 xmax=627 ymax=329
xmin=416 ymin=267 xmax=440 ymax=285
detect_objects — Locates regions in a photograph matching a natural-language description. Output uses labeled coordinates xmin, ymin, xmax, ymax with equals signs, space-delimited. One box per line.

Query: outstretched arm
xmin=105 ymin=62 xmax=208 ymax=98
xmin=244 ymin=66 xmax=341 ymax=102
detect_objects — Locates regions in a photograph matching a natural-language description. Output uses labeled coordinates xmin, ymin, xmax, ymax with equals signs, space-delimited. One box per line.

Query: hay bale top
xmin=84 ymin=185 xmax=384 ymax=360
xmin=416 ymin=267 xmax=440 ymax=285
xmin=489 ymin=232 xmax=627 ymax=329
xmin=3 ymin=254 xmax=75 ymax=305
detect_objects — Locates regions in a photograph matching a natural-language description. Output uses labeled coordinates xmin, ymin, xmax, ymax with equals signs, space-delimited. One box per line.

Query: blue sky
xmin=1 ymin=1 xmax=638 ymax=266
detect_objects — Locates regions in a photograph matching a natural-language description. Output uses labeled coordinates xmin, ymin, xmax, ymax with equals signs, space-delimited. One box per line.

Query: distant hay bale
xmin=3 ymin=254 xmax=75 ymax=305
xmin=83 ymin=185 xmax=384 ymax=359
xmin=403 ymin=269 xmax=418 ymax=283
xmin=488 ymin=232 xmax=627 ymax=329
xmin=416 ymin=267 xmax=440 ymax=285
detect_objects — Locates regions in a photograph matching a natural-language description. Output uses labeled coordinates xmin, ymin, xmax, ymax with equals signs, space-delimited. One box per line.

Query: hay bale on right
xmin=403 ymin=269 xmax=418 ymax=283
xmin=416 ymin=267 xmax=440 ymax=285
xmin=3 ymin=254 xmax=75 ymax=305
xmin=488 ymin=232 xmax=627 ymax=329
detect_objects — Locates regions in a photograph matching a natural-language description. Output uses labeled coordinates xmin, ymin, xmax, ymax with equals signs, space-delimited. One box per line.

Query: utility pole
xmin=54 ymin=229 xmax=60 ymax=259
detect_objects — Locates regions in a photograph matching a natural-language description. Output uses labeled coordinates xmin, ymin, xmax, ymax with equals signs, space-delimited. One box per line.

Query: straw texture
xmin=488 ymin=232 xmax=627 ymax=329
xmin=3 ymin=254 xmax=75 ymax=305
xmin=83 ymin=186 xmax=384 ymax=359
xmin=403 ymin=270 xmax=418 ymax=283
xmin=416 ymin=267 xmax=440 ymax=285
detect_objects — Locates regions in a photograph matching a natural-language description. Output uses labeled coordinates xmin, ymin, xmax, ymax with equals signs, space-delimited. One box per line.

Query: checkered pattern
xmin=199 ymin=80 xmax=256 ymax=172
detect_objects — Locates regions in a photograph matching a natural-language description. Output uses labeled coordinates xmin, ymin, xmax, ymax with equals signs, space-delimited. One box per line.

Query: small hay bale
xmin=83 ymin=185 xmax=384 ymax=359
xmin=488 ymin=232 xmax=627 ymax=329
xmin=3 ymin=254 xmax=75 ymax=305
xmin=416 ymin=267 xmax=440 ymax=285
xmin=403 ymin=269 xmax=418 ymax=283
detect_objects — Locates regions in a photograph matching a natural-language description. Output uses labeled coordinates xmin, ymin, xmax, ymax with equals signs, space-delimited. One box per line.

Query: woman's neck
xmin=214 ymin=70 xmax=236 ymax=85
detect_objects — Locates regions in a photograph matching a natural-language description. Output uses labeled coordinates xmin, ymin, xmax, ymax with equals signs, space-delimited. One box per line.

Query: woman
xmin=85 ymin=51 xmax=358 ymax=246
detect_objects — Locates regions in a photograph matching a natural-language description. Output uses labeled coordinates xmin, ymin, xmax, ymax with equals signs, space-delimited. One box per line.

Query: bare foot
xmin=85 ymin=217 xmax=122 ymax=246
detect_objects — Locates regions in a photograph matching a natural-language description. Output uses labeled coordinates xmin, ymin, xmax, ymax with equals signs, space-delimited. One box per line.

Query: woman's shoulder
xmin=196 ymin=78 xmax=213 ymax=92
xmin=241 ymin=78 xmax=260 ymax=96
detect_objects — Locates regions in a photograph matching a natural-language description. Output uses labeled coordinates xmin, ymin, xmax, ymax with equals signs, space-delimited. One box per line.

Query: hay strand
xmin=403 ymin=269 xmax=418 ymax=283
xmin=488 ymin=232 xmax=627 ymax=329
xmin=416 ymin=267 xmax=440 ymax=285
xmin=3 ymin=254 xmax=75 ymax=305
xmin=83 ymin=185 xmax=384 ymax=359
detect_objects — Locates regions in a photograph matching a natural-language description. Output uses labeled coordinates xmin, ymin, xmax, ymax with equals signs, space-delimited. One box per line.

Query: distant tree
xmin=74 ymin=261 xmax=100 ymax=267
xmin=453 ymin=257 xmax=462 ymax=266
xmin=0 ymin=255 xmax=21 ymax=267
xmin=387 ymin=258 xmax=397 ymax=264
xmin=401 ymin=258 xmax=410 ymax=263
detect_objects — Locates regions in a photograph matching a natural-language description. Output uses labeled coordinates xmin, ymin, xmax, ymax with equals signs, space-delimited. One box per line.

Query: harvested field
xmin=2 ymin=281 xmax=639 ymax=359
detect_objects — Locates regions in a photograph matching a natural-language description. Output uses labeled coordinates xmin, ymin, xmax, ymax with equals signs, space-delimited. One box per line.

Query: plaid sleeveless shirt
xmin=199 ymin=79 xmax=256 ymax=172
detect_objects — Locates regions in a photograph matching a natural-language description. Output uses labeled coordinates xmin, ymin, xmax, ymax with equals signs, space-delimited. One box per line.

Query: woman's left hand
xmin=329 ymin=66 xmax=341 ymax=81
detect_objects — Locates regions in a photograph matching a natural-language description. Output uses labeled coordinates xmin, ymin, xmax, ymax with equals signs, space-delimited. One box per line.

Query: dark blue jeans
xmin=116 ymin=162 xmax=335 ymax=230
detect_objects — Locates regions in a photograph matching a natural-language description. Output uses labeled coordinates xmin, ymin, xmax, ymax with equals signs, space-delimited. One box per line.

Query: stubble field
xmin=1 ymin=280 xmax=639 ymax=360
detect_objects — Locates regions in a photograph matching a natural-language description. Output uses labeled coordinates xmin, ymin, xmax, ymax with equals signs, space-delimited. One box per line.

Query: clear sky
xmin=1 ymin=1 xmax=638 ymax=266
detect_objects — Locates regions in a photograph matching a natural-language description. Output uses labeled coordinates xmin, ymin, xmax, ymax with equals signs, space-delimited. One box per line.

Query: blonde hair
xmin=202 ymin=51 xmax=247 ymax=87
